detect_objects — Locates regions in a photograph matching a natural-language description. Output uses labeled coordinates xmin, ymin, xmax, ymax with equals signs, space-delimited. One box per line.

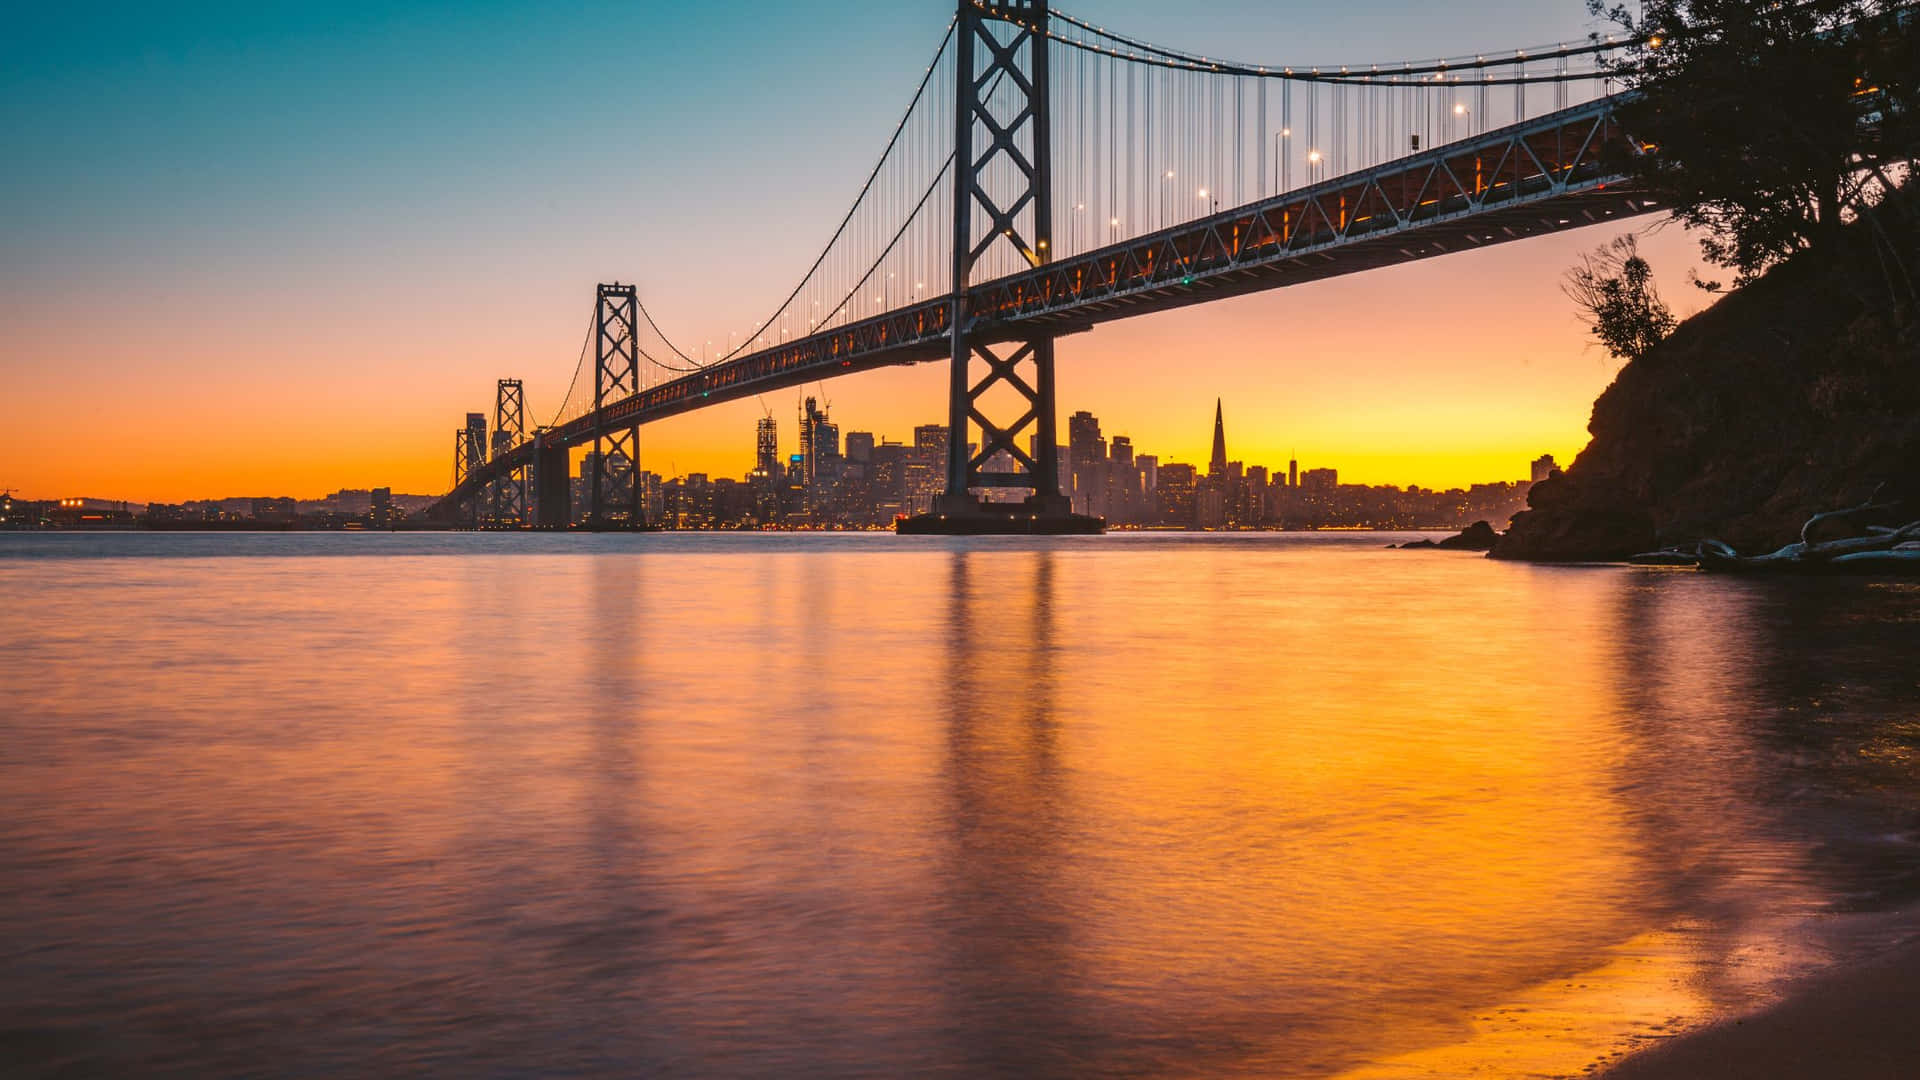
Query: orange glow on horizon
xmin=1 ymin=222 xmax=1712 ymax=504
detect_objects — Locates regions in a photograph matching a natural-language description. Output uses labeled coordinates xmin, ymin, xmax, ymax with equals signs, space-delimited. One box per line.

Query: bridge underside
xmin=1007 ymin=182 xmax=1655 ymax=335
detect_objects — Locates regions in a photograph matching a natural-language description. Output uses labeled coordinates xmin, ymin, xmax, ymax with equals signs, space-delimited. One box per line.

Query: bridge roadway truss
xmin=433 ymin=92 xmax=1657 ymax=524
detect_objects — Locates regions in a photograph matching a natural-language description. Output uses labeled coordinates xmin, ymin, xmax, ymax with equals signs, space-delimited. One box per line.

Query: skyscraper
xmin=464 ymin=413 xmax=488 ymax=477
xmin=812 ymin=417 xmax=840 ymax=484
xmin=1068 ymin=410 xmax=1105 ymax=516
xmin=914 ymin=424 xmax=949 ymax=462
xmin=799 ymin=397 xmax=839 ymax=491
xmin=756 ymin=416 xmax=779 ymax=476
xmin=844 ymin=431 xmax=875 ymax=465
xmin=1208 ymin=399 xmax=1228 ymax=480
xmin=799 ymin=398 xmax=816 ymax=483
xmin=909 ymin=424 xmax=949 ymax=513
xmin=1136 ymin=454 xmax=1158 ymax=496
xmin=1109 ymin=435 xmax=1138 ymax=524
xmin=1158 ymin=463 xmax=1197 ymax=525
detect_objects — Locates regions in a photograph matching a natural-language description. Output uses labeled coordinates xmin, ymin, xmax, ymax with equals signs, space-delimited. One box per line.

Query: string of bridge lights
xmin=552 ymin=1 xmax=1646 ymax=427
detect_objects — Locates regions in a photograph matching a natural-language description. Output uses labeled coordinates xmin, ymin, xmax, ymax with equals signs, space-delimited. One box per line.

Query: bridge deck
xmin=438 ymin=96 xmax=1656 ymax=512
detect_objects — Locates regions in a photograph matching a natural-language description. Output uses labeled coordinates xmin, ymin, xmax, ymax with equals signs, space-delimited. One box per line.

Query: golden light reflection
xmin=0 ymin=538 xmax=1903 ymax=1076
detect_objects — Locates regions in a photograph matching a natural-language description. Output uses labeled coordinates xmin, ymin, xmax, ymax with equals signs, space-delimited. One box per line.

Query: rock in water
xmin=1495 ymin=474 xmax=1657 ymax=562
xmin=1435 ymin=521 xmax=1500 ymax=551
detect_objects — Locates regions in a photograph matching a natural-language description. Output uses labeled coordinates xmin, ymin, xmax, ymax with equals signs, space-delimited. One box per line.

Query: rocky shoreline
xmin=1484 ymin=197 xmax=1917 ymax=564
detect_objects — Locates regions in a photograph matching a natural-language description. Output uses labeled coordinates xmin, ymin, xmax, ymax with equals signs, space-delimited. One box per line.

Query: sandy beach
xmin=1604 ymin=935 xmax=1920 ymax=1079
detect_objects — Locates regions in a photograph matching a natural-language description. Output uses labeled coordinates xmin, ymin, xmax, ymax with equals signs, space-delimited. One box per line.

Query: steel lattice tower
xmin=589 ymin=284 xmax=642 ymax=527
xmin=909 ymin=0 xmax=1095 ymax=533
xmin=452 ymin=429 xmax=470 ymax=489
xmin=489 ymin=378 xmax=527 ymax=525
xmin=452 ymin=427 xmax=477 ymax=526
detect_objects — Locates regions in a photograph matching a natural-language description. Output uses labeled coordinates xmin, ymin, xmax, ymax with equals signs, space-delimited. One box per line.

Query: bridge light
xmin=1453 ymin=103 xmax=1467 ymax=116
xmin=1307 ymin=149 xmax=1323 ymax=164
xmin=1197 ymin=188 xmax=1208 ymax=198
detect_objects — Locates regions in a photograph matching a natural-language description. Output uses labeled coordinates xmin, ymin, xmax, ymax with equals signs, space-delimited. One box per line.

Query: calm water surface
xmin=3 ymin=531 xmax=1918 ymax=1078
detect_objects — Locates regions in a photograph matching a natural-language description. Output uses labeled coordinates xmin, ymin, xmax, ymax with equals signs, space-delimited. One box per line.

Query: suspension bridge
xmin=428 ymin=0 xmax=1661 ymax=533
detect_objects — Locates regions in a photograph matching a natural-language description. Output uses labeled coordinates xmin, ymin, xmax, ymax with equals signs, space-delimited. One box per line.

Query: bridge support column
xmin=899 ymin=0 xmax=1100 ymax=536
xmin=533 ymin=436 xmax=571 ymax=529
xmin=587 ymin=283 xmax=645 ymax=529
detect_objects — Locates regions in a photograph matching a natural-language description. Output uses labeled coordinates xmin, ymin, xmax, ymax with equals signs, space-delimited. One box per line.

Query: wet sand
xmin=1603 ymin=935 xmax=1920 ymax=1079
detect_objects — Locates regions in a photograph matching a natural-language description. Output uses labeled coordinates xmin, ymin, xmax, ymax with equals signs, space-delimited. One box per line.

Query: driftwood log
xmin=1628 ymin=490 xmax=1920 ymax=575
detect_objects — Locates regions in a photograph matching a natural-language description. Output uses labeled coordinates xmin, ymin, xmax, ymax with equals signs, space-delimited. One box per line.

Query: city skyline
xmin=425 ymin=396 xmax=1546 ymax=531
xmin=0 ymin=0 xmax=1715 ymax=504
xmin=6 ymin=395 xmax=1553 ymax=511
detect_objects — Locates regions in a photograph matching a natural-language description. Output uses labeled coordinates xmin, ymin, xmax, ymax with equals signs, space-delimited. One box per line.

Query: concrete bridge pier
xmin=534 ymin=438 xmax=571 ymax=529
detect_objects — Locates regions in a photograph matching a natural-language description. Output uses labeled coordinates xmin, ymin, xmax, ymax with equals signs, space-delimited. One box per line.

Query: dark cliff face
xmin=1493 ymin=201 xmax=1920 ymax=562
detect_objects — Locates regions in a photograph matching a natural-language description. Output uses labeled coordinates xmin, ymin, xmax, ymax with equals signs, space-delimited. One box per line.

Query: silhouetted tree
xmin=1564 ymin=234 xmax=1678 ymax=361
xmin=1589 ymin=1 xmax=1918 ymax=288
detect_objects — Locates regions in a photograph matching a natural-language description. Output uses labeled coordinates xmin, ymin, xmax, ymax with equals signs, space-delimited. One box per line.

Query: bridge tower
xmin=452 ymin=428 xmax=469 ymax=490
xmin=489 ymin=378 xmax=527 ymax=526
xmin=902 ymin=0 xmax=1099 ymax=534
xmin=451 ymin=427 xmax=478 ymax=527
xmin=588 ymin=283 xmax=643 ymax=528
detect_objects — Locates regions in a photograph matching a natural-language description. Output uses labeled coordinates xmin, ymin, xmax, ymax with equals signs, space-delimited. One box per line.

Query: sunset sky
xmin=1 ymin=0 xmax=1715 ymax=502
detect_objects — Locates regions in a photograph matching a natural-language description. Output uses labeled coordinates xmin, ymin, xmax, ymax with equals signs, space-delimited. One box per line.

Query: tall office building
xmin=812 ymin=417 xmax=840 ymax=484
xmin=799 ymin=399 xmax=817 ymax=483
xmin=1136 ymin=454 xmax=1159 ymax=496
xmin=756 ymin=416 xmax=779 ymax=475
xmin=799 ymin=397 xmax=839 ymax=490
xmin=1288 ymin=452 xmax=1299 ymax=489
xmin=464 ymin=413 xmax=488 ymax=477
xmin=1068 ymin=410 xmax=1106 ymax=516
xmin=1108 ymin=435 xmax=1138 ymax=524
xmin=914 ymin=424 xmax=949 ymax=463
xmin=870 ymin=441 xmax=909 ymax=518
xmin=1158 ymin=463 xmax=1197 ymax=525
xmin=1208 ymin=399 xmax=1228 ymax=480
xmin=909 ymin=424 xmax=949 ymax=513
xmin=1301 ymin=467 xmax=1338 ymax=491
xmin=845 ymin=431 xmax=875 ymax=465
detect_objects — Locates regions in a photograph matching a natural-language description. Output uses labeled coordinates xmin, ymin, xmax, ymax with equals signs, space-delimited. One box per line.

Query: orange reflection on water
xmin=1 ymin=533 xmax=1914 ymax=1077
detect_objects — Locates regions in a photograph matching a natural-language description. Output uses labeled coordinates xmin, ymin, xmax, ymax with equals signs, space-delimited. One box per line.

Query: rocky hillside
xmin=1493 ymin=193 xmax=1920 ymax=561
